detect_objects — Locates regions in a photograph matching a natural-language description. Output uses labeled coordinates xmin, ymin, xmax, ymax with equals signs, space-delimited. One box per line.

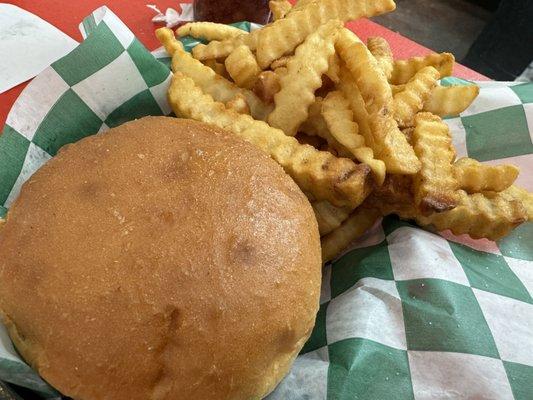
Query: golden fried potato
xmin=390 ymin=84 xmax=405 ymax=96
xmin=393 ymin=66 xmax=440 ymax=127
xmin=159 ymin=6 xmax=529 ymax=243
xmin=337 ymin=65 xmax=374 ymax=148
xmin=226 ymin=93 xmax=251 ymax=115
xmin=157 ymin=29 xmax=272 ymax=121
xmin=423 ymin=84 xmax=480 ymax=117
xmin=367 ymin=36 xmax=393 ymax=80
xmin=291 ymin=0 xmax=318 ymax=12
xmin=325 ymin=52 xmax=341 ymax=83
xmin=274 ymin=66 xmax=288 ymax=76
xmin=270 ymin=55 xmax=292 ymax=70
xmin=155 ymin=27 xmax=185 ymax=55
xmin=203 ymin=59 xmax=229 ymax=79
xmin=336 ymin=30 xmax=389 ymax=113
xmin=268 ymin=20 xmax=341 ymax=136
xmin=412 ymin=113 xmax=458 ymax=214
xmin=192 ymin=30 xmax=259 ymax=61
xmin=321 ymin=207 xmax=381 ymax=262
xmin=312 ymin=200 xmax=352 ymax=236
xmin=416 ymin=189 xmax=527 ymax=240
xmin=256 ymin=0 xmax=396 ymax=69
xmin=322 ymin=91 xmax=386 ymax=184
xmin=252 ymin=71 xmax=281 ymax=103
xmin=298 ymin=97 xmax=352 ymax=157
xmin=366 ymin=174 xmax=416 ymax=219
xmin=225 ymin=45 xmax=261 ymax=89
xmin=501 ymin=186 xmax=533 ymax=220
xmin=368 ymin=115 xmax=421 ymax=174
xmin=322 ymin=91 xmax=364 ymax=149
xmin=300 ymin=98 xmax=331 ymax=136
xmin=168 ymin=72 xmax=374 ymax=208
xmin=176 ymin=22 xmax=246 ymax=41
xmin=390 ymin=52 xmax=455 ymax=85
xmin=269 ymin=0 xmax=292 ymax=20
xmin=401 ymin=126 xmax=415 ymax=144
xmin=453 ymin=158 xmax=519 ymax=193
xmin=336 ymin=29 xmax=420 ymax=175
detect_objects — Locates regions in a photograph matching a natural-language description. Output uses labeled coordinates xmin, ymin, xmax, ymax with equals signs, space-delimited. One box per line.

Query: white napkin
xmin=0 ymin=4 xmax=78 ymax=94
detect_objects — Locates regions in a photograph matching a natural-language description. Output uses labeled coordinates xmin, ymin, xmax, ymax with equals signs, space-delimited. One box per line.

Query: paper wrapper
xmin=0 ymin=7 xmax=532 ymax=399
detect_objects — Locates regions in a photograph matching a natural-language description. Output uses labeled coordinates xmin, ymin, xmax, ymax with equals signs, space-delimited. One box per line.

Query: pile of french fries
xmin=156 ymin=0 xmax=533 ymax=263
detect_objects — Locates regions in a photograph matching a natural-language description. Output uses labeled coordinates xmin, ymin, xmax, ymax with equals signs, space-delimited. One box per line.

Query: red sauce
xmin=193 ymin=0 xmax=271 ymax=24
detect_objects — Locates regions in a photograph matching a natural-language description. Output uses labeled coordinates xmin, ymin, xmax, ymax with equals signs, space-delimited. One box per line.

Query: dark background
xmin=374 ymin=0 xmax=533 ymax=80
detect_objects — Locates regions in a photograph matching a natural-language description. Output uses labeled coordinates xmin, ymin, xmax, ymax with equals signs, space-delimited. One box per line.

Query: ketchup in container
xmin=193 ymin=0 xmax=271 ymax=24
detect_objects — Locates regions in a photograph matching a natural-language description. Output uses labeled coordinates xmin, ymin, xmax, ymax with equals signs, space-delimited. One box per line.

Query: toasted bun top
xmin=0 ymin=117 xmax=321 ymax=400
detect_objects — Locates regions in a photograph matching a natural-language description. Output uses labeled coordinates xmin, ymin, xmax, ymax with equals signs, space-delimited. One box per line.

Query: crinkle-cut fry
xmin=322 ymin=91 xmax=365 ymax=149
xmin=171 ymin=51 xmax=270 ymax=120
xmin=322 ymin=91 xmax=386 ymax=185
xmin=391 ymin=84 xmax=405 ymax=96
xmin=367 ymin=36 xmax=393 ymax=80
xmin=268 ymin=20 xmax=340 ymax=136
xmin=252 ymin=71 xmax=281 ymax=103
xmin=321 ymin=207 xmax=381 ymax=262
xmin=299 ymin=98 xmax=353 ymax=158
xmin=416 ymin=190 xmax=527 ymax=240
xmin=155 ymin=27 xmax=185 ymax=55
xmin=340 ymin=67 xmax=416 ymax=178
xmin=274 ymin=66 xmax=288 ymax=76
xmin=394 ymin=83 xmax=479 ymax=116
xmin=271 ymin=55 xmax=292 ymax=70
xmin=225 ymin=45 xmax=261 ymax=89
xmin=349 ymin=147 xmax=386 ymax=185
xmin=501 ymin=186 xmax=533 ymax=220
xmin=168 ymin=72 xmax=374 ymax=208
xmin=191 ymin=30 xmax=258 ymax=61
xmin=393 ymin=66 xmax=440 ymax=127
xmin=291 ymin=0 xmax=318 ymax=12
xmin=336 ymin=29 xmax=420 ymax=174
xmin=256 ymin=0 xmax=396 ymax=69
xmin=423 ymin=84 xmax=480 ymax=117
xmin=390 ymin=52 xmax=455 ymax=85
xmin=336 ymin=29 xmax=390 ymax=114
xmin=300 ymin=98 xmax=330 ymax=137
xmin=226 ymin=93 xmax=251 ymax=115
xmin=312 ymin=200 xmax=352 ymax=236
xmin=203 ymin=59 xmax=229 ymax=78
xmin=453 ymin=157 xmax=519 ymax=193
xmin=176 ymin=22 xmax=246 ymax=41
xmin=365 ymin=174 xmax=417 ymax=219
xmin=337 ymin=65 xmax=373 ymax=148
xmin=401 ymin=126 xmax=415 ymax=144
xmin=325 ymin=53 xmax=341 ymax=83
xmin=270 ymin=0 xmax=293 ymax=20
xmin=368 ymin=115 xmax=421 ymax=174
xmin=160 ymin=32 xmax=272 ymax=121
xmin=412 ymin=113 xmax=458 ymax=214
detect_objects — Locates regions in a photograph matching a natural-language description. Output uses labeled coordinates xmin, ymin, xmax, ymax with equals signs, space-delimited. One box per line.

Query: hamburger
xmin=0 ymin=117 xmax=322 ymax=399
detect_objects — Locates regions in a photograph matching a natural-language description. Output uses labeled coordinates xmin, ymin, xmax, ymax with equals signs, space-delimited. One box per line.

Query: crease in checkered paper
xmin=0 ymin=6 xmax=532 ymax=400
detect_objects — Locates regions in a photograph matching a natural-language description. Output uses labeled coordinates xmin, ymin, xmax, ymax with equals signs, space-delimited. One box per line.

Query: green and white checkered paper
xmin=0 ymin=7 xmax=531 ymax=399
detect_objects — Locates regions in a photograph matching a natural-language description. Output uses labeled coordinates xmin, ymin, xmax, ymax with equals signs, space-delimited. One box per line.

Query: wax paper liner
xmin=0 ymin=7 xmax=532 ymax=399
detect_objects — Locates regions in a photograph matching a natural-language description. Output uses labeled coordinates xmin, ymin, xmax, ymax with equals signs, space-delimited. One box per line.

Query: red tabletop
xmin=1 ymin=0 xmax=488 ymax=127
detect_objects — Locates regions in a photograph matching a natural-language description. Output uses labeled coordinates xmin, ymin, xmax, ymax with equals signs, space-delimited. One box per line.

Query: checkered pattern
xmin=269 ymin=217 xmax=533 ymax=400
xmin=269 ymin=67 xmax=533 ymax=400
xmin=0 ymin=7 xmax=532 ymax=399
